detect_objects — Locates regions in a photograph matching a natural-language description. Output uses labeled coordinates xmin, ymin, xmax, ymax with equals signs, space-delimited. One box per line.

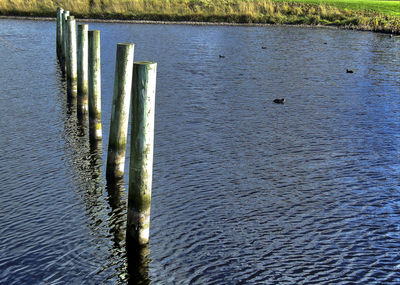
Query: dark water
xmin=1 ymin=19 xmax=400 ymax=284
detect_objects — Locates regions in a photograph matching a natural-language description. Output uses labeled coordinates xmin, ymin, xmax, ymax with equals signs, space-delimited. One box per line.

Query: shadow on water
xmin=56 ymin=60 xmax=151 ymax=284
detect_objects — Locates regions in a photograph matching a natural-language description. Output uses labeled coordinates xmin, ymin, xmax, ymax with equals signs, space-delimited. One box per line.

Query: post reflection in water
xmin=65 ymin=95 xmax=76 ymax=120
xmin=58 ymin=61 xmax=150 ymax=283
xmin=106 ymin=176 xmax=151 ymax=283
xmin=105 ymin=179 xmax=126 ymax=248
xmin=126 ymin=242 xmax=151 ymax=285
xmin=77 ymin=103 xmax=88 ymax=133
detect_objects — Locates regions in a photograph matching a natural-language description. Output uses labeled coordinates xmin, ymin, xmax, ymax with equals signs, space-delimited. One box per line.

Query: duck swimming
xmin=346 ymin=69 xmax=354 ymax=73
xmin=273 ymin=98 xmax=285 ymax=104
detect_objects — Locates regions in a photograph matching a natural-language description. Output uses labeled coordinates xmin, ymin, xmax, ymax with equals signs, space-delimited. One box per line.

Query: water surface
xmin=0 ymin=19 xmax=400 ymax=284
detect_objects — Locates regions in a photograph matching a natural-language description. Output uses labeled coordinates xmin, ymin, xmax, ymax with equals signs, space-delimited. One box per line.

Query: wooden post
xmin=77 ymin=24 xmax=89 ymax=114
xmin=106 ymin=43 xmax=135 ymax=181
xmin=88 ymin=30 xmax=102 ymax=141
xmin=67 ymin=16 xmax=77 ymax=96
xmin=56 ymin=8 xmax=64 ymax=59
xmin=62 ymin=11 xmax=69 ymax=66
xmin=127 ymin=61 xmax=157 ymax=246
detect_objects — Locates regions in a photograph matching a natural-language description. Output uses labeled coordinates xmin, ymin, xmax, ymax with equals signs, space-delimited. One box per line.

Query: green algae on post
xmin=77 ymin=24 xmax=89 ymax=115
xmin=88 ymin=30 xmax=102 ymax=141
xmin=106 ymin=43 xmax=135 ymax=181
xmin=56 ymin=8 xmax=63 ymax=59
xmin=127 ymin=61 xmax=157 ymax=246
xmin=67 ymin=16 xmax=77 ymax=97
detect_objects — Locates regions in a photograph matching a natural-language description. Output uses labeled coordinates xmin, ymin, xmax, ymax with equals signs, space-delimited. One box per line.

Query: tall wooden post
xmin=67 ymin=16 xmax=77 ymax=97
xmin=88 ymin=30 xmax=102 ymax=141
xmin=127 ymin=61 xmax=157 ymax=246
xmin=62 ymin=10 xmax=69 ymax=67
xmin=77 ymin=24 xmax=89 ymax=114
xmin=56 ymin=8 xmax=64 ymax=59
xmin=106 ymin=43 xmax=135 ymax=181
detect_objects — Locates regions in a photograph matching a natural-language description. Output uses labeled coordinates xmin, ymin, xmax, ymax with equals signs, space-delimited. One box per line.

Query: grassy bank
xmin=0 ymin=0 xmax=399 ymax=33
xmin=277 ymin=0 xmax=400 ymax=16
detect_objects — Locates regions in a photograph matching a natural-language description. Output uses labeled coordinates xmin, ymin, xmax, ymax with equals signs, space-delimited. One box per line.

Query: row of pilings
xmin=56 ymin=7 xmax=156 ymax=251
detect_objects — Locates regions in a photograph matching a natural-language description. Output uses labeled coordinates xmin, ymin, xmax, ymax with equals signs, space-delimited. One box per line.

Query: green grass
xmin=0 ymin=0 xmax=399 ymax=33
xmin=279 ymin=0 xmax=400 ymax=16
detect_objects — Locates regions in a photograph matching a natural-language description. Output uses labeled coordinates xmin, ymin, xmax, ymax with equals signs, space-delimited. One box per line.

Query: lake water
xmin=0 ymin=19 xmax=400 ymax=284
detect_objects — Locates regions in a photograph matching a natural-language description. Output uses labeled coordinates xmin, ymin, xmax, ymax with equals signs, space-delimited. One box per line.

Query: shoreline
xmin=0 ymin=15 xmax=396 ymax=35
xmin=0 ymin=15 xmax=335 ymax=26
xmin=1 ymin=0 xmax=399 ymax=35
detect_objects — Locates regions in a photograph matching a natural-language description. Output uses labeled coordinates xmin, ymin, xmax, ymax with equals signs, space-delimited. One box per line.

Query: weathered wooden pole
xmin=106 ymin=43 xmax=135 ymax=181
xmin=56 ymin=8 xmax=64 ymax=59
xmin=88 ymin=30 xmax=102 ymax=141
xmin=61 ymin=10 xmax=69 ymax=66
xmin=127 ymin=61 xmax=157 ymax=246
xmin=77 ymin=24 xmax=89 ymax=114
xmin=67 ymin=16 xmax=77 ymax=96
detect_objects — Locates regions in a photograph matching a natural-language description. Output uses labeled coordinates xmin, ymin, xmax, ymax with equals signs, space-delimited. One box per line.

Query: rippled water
xmin=0 ymin=19 xmax=400 ymax=284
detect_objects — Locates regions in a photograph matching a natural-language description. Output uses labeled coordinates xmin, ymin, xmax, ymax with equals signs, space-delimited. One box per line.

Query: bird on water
xmin=346 ymin=69 xmax=354 ymax=73
xmin=273 ymin=98 xmax=285 ymax=104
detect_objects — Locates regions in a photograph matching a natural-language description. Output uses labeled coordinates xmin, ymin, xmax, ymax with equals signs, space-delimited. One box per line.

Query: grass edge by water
xmin=0 ymin=0 xmax=399 ymax=34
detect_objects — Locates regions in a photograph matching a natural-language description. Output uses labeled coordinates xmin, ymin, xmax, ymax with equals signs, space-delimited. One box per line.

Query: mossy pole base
xmin=127 ymin=62 xmax=157 ymax=246
xmin=56 ymin=8 xmax=64 ymax=59
xmin=88 ymin=30 xmax=102 ymax=142
xmin=67 ymin=16 xmax=77 ymax=97
xmin=106 ymin=43 xmax=135 ymax=181
xmin=77 ymin=24 xmax=89 ymax=115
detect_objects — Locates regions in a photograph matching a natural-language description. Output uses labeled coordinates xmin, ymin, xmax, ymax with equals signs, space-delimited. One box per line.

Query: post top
xmin=117 ymin=43 xmax=135 ymax=47
xmin=134 ymin=61 xmax=156 ymax=65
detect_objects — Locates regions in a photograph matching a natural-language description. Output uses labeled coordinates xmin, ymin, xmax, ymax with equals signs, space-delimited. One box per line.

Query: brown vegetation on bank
xmin=0 ymin=0 xmax=399 ymax=34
